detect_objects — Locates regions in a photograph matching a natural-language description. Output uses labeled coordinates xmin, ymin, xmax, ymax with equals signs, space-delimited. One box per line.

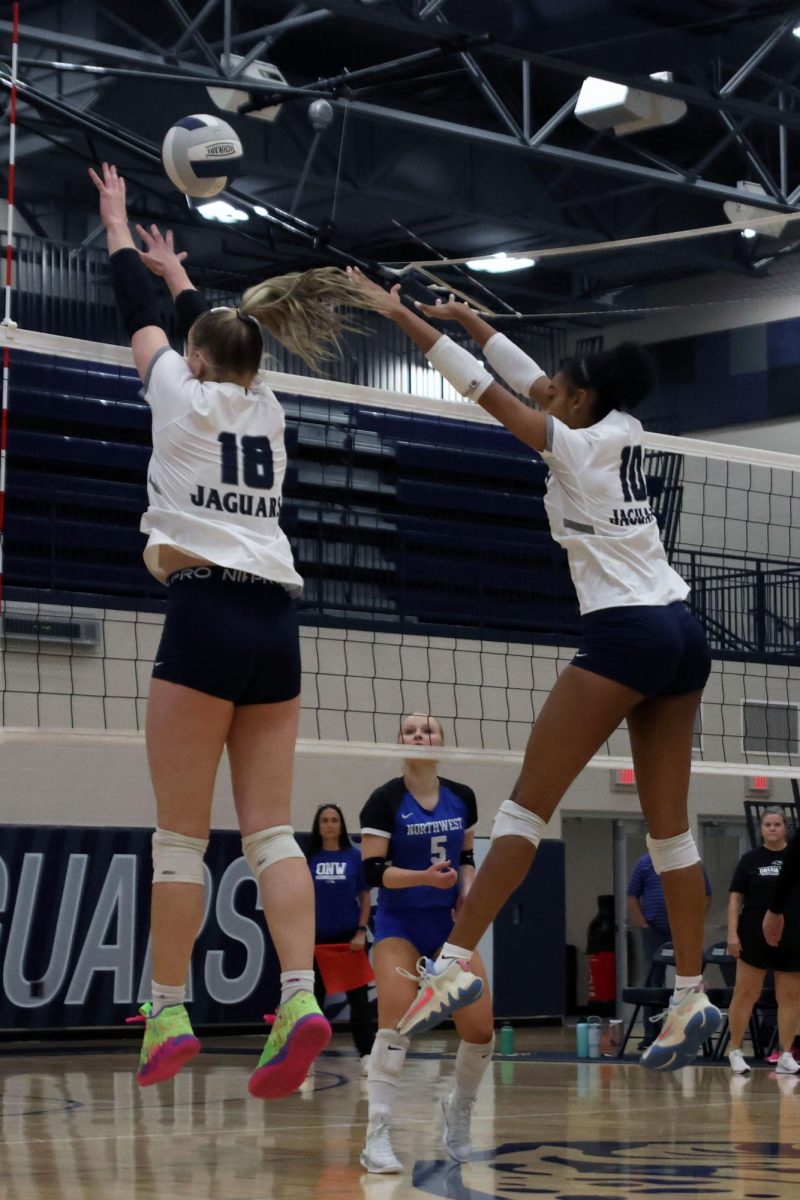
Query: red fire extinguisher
xmin=586 ymin=894 xmax=616 ymax=1003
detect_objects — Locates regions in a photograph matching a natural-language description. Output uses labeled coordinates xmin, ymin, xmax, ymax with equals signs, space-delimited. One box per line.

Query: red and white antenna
xmin=0 ymin=1 xmax=20 ymax=615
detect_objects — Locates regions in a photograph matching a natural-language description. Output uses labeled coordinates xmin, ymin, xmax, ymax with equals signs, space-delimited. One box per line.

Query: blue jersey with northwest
xmin=360 ymin=777 xmax=478 ymax=912
xmin=308 ymin=846 xmax=366 ymax=937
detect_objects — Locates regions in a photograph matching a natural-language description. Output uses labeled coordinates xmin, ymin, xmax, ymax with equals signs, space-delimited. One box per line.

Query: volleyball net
xmin=2 ymin=322 xmax=800 ymax=779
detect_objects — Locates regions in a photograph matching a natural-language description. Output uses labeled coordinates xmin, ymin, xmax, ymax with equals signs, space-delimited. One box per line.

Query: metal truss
xmin=3 ymin=0 xmax=800 ymax=241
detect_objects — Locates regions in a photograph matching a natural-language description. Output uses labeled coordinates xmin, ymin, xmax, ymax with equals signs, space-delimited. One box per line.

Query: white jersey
xmin=541 ymin=409 xmax=688 ymax=615
xmin=139 ymin=347 xmax=303 ymax=593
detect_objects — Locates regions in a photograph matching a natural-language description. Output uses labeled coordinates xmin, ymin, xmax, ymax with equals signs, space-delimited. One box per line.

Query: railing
xmin=676 ymin=550 xmax=800 ymax=659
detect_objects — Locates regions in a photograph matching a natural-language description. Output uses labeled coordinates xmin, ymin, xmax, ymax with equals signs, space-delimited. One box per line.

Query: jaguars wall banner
xmin=0 ymin=826 xmax=281 ymax=1030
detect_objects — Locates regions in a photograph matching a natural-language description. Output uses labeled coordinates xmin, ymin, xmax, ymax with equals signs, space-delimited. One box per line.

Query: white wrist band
xmin=483 ymin=332 xmax=546 ymax=397
xmin=426 ymin=335 xmax=494 ymax=401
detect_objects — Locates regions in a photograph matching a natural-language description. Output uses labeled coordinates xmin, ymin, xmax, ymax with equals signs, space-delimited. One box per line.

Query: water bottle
xmin=608 ymin=1018 xmax=623 ymax=1053
xmin=500 ymin=1023 xmax=515 ymax=1056
xmin=576 ymin=1021 xmax=589 ymax=1059
xmin=587 ymin=1015 xmax=602 ymax=1059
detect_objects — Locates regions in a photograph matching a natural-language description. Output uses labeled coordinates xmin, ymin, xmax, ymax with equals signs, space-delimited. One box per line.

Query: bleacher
xmin=5 ymin=349 xmax=686 ymax=643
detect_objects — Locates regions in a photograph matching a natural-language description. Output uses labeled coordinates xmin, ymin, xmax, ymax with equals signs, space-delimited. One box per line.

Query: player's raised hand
xmin=414 ymin=294 xmax=473 ymax=322
xmin=135 ymin=223 xmax=188 ymax=278
xmin=88 ymin=162 xmax=128 ymax=230
xmin=346 ymin=265 xmax=404 ymax=316
xmin=423 ymin=860 xmax=459 ymax=889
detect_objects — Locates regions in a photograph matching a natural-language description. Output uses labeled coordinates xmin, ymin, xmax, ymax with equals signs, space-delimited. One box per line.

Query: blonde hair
xmin=187 ymin=266 xmax=385 ymax=378
xmin=240 ymin=265 xmax=383 ymax=374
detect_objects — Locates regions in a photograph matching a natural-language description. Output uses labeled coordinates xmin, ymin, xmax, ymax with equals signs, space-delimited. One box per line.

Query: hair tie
xmin=236 ymin=308 xmax=261 ymax=329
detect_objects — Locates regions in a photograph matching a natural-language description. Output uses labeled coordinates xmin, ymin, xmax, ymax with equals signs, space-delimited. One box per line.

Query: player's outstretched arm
xmin=415 ymin=295 xmax=551 ymax=407
xmin=135 ymin=223 xmax=208 ymax=337
xmin=88 ymin=163 xmax=168 ymax=383
xmin=135 ymin=224 xmax=192 ymax=297
xmin=346 ymin=268 xmax=549 ymax=453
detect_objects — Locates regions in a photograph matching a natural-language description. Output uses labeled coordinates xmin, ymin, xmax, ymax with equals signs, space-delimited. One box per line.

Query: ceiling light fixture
xmin=465 ymin=252 xmax=535 ymax=274
xmin=723 ymin=181 xmax=789 ymax=238
xmin=196 ymin=200 xmax=249 ymax=223
xmin=575 ymin=72 xmax=686 ymax=137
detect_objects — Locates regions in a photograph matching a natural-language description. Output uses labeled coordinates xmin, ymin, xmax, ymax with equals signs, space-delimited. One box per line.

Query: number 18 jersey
xmin=141 ymin=348 xmax=302 ymax=593
xmin=542 ymin=409 xmax=687 ymax=615
xmin=360 ymin=777 xmax=478 ymax=912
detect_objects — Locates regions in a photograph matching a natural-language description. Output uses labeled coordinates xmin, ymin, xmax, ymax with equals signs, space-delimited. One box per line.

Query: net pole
xmin=0 ymin=1 xmax=19 ymax=614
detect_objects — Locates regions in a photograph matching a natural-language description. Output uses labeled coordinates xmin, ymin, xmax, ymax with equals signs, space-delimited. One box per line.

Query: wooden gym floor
xmin=3 ymin=1027 xmax=800 ymax=1200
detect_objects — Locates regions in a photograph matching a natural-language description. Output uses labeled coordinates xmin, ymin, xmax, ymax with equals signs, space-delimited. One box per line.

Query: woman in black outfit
xmin=726 ymin=809 xmax=800 ymax=1075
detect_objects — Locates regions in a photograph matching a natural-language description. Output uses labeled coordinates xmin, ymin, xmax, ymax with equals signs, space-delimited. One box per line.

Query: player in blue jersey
xmin=307 ymin=804 xmax=374 ymax=1070
xmin=358 ymin=713 xmax=493 ymax=1174
xmin=347 ymin=267 xmax=719 ymax=1076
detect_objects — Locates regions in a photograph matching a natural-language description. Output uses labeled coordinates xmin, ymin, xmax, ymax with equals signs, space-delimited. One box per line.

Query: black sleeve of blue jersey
xmin=440 ymin=778 xmax=478 ymax=830
xmin=359 ymin=778 xmax=407 ymax=840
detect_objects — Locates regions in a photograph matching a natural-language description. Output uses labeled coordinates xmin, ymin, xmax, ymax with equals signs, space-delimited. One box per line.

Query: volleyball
xmin=161 ymin=114 xmax=243 ymax=198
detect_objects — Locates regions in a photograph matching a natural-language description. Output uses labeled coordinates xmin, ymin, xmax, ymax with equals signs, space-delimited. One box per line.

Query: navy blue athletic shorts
xmin=152 ymin=566 xmax=301 ymax=704
xmin=571 ymin=600 xmax=711 ymax=697
xmin=374 ymin=906 xmax=454 ymax=959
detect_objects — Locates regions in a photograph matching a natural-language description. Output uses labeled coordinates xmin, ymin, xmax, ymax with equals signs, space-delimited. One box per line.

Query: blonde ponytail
xmin=240 ymin=265 xmax=383 ymax=374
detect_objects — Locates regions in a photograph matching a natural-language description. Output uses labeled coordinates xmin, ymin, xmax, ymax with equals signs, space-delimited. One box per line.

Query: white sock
xmin=367 ymin=1028 xmax=409 ymax=1120
xmin=438 ymin=941 xmax=473 ymax=965
xmin=150 ymin=981 xmax=185 ymax=1018
xmin=369 ymin=1099 xmax=391 ymax=1128
xmin=673 ymin=974 xmax=703 ymax=999
xmin=453 ymin=1036 xmax=494 ymax=1105
xmin=280 ymin=970 xmax=315 ymax=1006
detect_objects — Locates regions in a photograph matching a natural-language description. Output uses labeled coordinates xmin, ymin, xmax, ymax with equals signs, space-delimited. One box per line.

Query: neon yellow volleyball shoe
xmin=248 ymin=991 xmax=331 ymax=1100
xmin=135 ymin=1003 xmax=201 ymax=1087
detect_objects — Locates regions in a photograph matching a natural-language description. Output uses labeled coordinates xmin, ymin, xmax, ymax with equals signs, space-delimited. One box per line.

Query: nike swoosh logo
xmin=574 ymin=653 xmax=588 ymax=658
xmin=401 ymin=811 xmax=414 ymax=819
xmin=154 ymin=662 xmax=165 ymax=668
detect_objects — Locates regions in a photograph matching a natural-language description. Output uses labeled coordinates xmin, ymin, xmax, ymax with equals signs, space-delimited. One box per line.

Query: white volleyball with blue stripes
xmin=161 ymin=114 xmax=243 ymax=198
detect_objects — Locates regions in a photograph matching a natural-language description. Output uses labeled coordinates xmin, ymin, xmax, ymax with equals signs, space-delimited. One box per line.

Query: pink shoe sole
xmin=248 ymin=1014 xmax=331 ymax=1100
xmin=136 ymin=1035 xmax=201 ymax=1087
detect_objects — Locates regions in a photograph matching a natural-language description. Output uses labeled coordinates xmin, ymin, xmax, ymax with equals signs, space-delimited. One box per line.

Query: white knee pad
xmin=368 ymin=1028 xmax=409 ymax=1086
xmin=242 ymin=825 xmax=304 ymax=879
xmin=647 ymin=830 xmax=700 ymax=875
xmin=491 ymin=799 xmax=546 ymax=847
xmin=152 ymin=827 xmax=208 ymax=885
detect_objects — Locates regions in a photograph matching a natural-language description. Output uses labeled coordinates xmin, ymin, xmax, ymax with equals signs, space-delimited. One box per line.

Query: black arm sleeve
xmin=174 ymin=288 xmax=209 ymax=339
xmin=769 ymin=828 xmax=800 ymax=914
xmin=109 ymin=248 xmax=164 ymax=337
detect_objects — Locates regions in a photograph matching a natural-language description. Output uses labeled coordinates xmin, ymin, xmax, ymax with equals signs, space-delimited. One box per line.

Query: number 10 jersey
xmin=541 ymin=409 xmax=688 ymax=615
xmin=140 ymin=348 xmax=302 ymax=593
